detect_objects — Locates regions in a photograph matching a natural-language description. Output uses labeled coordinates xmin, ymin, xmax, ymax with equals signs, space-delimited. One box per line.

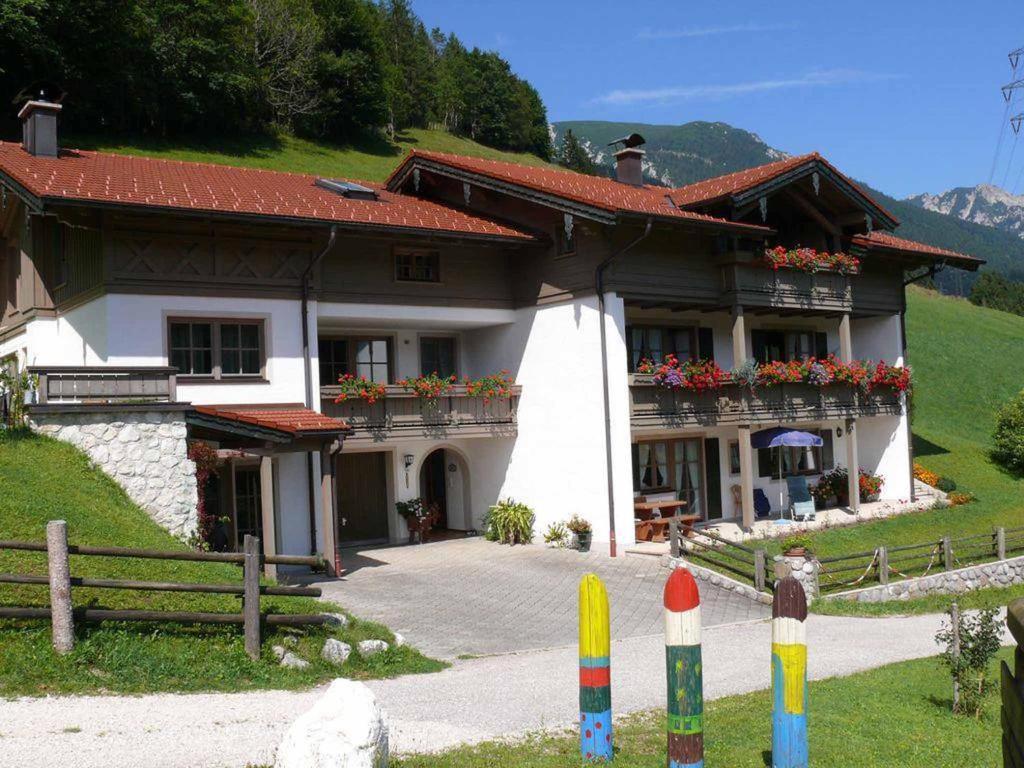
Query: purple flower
xmin=807 ymin=362 xmax=832 ymax=387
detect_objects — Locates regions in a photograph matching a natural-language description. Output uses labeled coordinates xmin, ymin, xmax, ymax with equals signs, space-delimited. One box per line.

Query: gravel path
xmin=0 ymin=612 xmax=1007 ymax=768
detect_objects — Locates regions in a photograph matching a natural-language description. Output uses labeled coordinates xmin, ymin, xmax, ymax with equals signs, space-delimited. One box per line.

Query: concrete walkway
xmin=2 ymin=611 xmax=1005 ymax=768
xmin=313 ymin=537 xmax=768 ymax=658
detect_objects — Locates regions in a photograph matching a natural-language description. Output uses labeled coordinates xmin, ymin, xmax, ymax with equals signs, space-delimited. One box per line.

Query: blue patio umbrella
xmin=751 ymin=427 xmax=824 ymax=513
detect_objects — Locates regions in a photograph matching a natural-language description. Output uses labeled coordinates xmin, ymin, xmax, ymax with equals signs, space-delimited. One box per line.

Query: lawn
xmin=395 ymin=649 xmax=1007 ymax=768
xmin=65 ymin=127 xmax=554 ymax=183
xmin=0 ymin=430 xmax=444 ymax=696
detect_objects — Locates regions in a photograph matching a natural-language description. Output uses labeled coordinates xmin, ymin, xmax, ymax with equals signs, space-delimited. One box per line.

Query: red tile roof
xmin=670 ymin=152 xmax=898 ymax=225
xmin=388 ymin=150 xmax=771 ymax=233
xmin=0 ymin=142 xmax=535 ymax=241
xmin=850 ymin=231 xmax=983 ymax=269
xmin=194 ymin=404 xmax=350 ymax=436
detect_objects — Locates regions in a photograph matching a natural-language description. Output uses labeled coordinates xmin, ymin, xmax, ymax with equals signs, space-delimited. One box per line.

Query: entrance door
xmin=421 ymin=449 xmax=448 ymax=529
xmin=337 ymin=452 xmax=389 ymax=544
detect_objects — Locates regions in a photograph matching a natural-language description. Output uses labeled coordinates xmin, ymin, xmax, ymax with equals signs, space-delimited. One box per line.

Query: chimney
xmin=608 ymin=132 xmax=646 ymax=186
xmin=19 ymin=99 xmax=62 ymax=157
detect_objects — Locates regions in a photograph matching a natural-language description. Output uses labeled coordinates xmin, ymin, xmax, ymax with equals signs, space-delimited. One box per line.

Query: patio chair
xmin=753 ymin=488 xmax=772 ymax=519
xmin=786 ymin=476 xmax=816 ymax=522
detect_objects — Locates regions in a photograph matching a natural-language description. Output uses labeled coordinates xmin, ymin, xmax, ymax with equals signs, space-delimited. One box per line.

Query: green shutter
xmin=704 ymin=438 xmax=722 ymax=519
xmin=815 ymin=332 xmax=829 ymax=359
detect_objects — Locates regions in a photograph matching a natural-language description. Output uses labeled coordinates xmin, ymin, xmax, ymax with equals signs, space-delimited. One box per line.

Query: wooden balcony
xmin=28 ymin=366 xmax=178 ymax=405
xmin=320 ymin=384 xmax=520 ymax=444
xmin=629 ymin=375 xmax=901 ymax=430
xmin=721 ymin=259 xmax=853 ymax=313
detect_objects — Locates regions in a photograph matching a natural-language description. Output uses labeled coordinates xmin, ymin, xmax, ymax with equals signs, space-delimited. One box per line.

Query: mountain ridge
xmin=907 ymin=184 xmax=1024 ymax=240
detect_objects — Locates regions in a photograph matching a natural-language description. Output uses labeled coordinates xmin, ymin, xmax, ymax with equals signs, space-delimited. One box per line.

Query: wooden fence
xmin=0 ymin=521 xmax=326 ymax=659
xmin=817 ymin=526 xmax=1024 ymax=593
xmin=1004 ymin=598 xmax=1024 ymax=767
xmin=670 ymin=522 xmax=775 ymax=592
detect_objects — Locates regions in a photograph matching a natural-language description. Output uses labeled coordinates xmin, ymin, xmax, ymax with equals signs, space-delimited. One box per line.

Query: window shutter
xmin=821 ymin=430 xmax=835 ymax=469
xmin=697 ymin=327 xmax=715 ymax=362
xmin=757 ymin=447 xmax=774 ymax=478
xmin=751 ymin=330 xmax=768 ymax=363
xmin=815 ymin=332 xmax=829 ymax=359
xmin=704 ymin=438 xmax=722 ymax=520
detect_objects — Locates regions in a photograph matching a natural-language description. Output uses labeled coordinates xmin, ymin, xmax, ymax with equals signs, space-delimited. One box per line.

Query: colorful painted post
xmin=579 ymin=573 xmax=613 ymax=762
xmin=664 ymin=566 xmax=703 ymax=768
xmin=771 ymin=576 xmax=809 ymax=768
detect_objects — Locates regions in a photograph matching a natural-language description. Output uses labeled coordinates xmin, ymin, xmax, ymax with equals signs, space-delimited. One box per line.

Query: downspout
xmin=596 ymin=217 xmax=653 ymax=557
xmin=302 ymin=226 xmax=338 ymax=555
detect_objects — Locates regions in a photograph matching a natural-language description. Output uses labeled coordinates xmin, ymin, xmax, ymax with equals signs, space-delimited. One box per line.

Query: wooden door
xmin=337 ymin=452 xmax=389 ymax=544
xmin=421 ymin=450 xmax=448 ymax=529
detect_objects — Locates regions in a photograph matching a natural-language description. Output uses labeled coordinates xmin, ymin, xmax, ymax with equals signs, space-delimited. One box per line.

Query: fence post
xmin=46 ymin=520 xmax=75 ymax=654
xmin=754 ymin=549 xmax=767 ymax=592
xmin=942 ymin=536 xmax=953 ymax=571
xmin=669 ymin=520 xmax=680 ymax=559
xmin=877 ymin=546 xmax=889 ymax=586
xmin=950 ymin=600 xmax=961 ymax=713
xmin=243 ymin=534 xmax=261 ymax=661
xmin=997 ymin=527 xmax=1007 ymax=561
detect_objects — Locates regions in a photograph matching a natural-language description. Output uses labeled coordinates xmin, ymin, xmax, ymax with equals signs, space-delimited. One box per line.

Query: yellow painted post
xmin=579 ymin=573 xmax=613 ymax=762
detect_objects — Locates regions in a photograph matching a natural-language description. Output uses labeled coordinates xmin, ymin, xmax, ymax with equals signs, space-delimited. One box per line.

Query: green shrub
xmin=543 ymin=521 xmax=569 ymax=547
xmin=993 ymin=388 xmax=1024 ymax=474
xmin=936 ymin=476 xmax=958 ymax=493
xmin=483 ymin=499 xmax=535 ymax=545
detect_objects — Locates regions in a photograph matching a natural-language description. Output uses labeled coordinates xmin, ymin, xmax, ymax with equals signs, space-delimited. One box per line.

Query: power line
xmin=989 ymin=50 xmax=1024 ymax=185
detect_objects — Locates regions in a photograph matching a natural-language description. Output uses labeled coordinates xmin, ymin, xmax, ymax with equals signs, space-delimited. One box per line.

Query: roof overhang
xmin=389 ymin=155 xmax=774 ymax=237
xmin=728 ymin=159 xmax=899 ymax=231
xmin=849 ymin=234 xmax=983 ymax=272
xmin=187 ymin=405 xmax=351 ymax=453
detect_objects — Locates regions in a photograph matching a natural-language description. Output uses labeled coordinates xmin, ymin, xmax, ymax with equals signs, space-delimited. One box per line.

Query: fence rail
xmin=0 ymin=521 xmax=324 ymax=659
xmin=817 ymin=525 xmax=1024 ymax=593
xmin=670 ymin=522 xmax=775 ymax=592
xmin=28 ymin=366 xmax=179 ymax=405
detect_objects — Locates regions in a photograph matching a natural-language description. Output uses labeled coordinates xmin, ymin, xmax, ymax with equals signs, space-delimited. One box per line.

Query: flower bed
xmin=639 ymin=354 xmax=728 ymax=392
xmin=763 ymin=245 xmax=860 ymax=275
xmin=463 ymin=371 xmax=515 ymax=404
xmin=396 ymin=373 xmax=456 ymax=399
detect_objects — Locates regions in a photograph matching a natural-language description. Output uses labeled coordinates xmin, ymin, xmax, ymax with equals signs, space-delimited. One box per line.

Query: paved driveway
xmin=314 ymin=537 xmax=769 ymax=658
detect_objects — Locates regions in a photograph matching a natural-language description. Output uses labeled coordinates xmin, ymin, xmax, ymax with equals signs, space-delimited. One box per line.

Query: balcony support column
xmin=320 ymin=444 xmax=340 ymax=577
xmin=839 ymin=313 xmax=853 ymax=362
xmin=845 ymin=418 xmax=860 ymax=513
xmin=259 ymin=455 xmax=278 ymax=580
xmin=737 ymin=424 xmax=756 ymax=528
xmin=732 ymin=305 xmax=747 ymax=368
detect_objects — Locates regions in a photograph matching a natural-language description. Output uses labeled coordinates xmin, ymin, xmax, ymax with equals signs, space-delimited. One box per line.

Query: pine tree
xmin=557 ymin=129 xmax=596 ymax=174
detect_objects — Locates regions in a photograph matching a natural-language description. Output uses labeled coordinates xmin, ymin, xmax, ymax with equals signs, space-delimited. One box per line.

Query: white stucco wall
xmin=850 ymin=313 xmax=904 ymax=364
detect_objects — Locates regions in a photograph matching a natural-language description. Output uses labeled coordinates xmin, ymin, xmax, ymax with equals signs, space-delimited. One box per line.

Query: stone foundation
xmin=664 ymin=555 xmax=773 ymax=605
xmin=823 ymin=554 xmax=1024 ymax=603
xmin=30 ymin=406 xmax=198 ymax=539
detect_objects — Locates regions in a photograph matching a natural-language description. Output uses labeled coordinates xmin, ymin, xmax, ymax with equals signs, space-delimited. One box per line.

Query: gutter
xmin=301 ymin=226 xmax=338 ymax=556
xmin=596 ymin=217 xmax=653 ymax=558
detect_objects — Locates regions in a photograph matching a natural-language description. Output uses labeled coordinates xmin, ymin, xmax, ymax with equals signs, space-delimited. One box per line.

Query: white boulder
xmin=275 ymin=679 xmax=388 ymax=768
xmin=322 ymin=613 xmax=350 ymax=629
xmin=280 ymin=652 xmax=310 ymax=669
xmin=322 ymin=638 xmax=352 ymax=666
xmin=357 ymin=640 xmax=388 ymax=658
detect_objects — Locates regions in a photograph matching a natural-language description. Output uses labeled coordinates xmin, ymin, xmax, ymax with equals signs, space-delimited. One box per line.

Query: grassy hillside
xmin=0 ymin=431 xmax=442 ymax=695
xmin=66 ymin=128 xmax=554 ymax=183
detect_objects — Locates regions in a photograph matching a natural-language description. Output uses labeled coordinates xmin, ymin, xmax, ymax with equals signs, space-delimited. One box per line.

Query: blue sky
xmin=414 ymin=0 xmax=1024 ymax=198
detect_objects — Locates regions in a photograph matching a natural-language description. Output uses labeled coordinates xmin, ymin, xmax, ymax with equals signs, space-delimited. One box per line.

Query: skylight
xmin=315 ymin=178 xmax=379 ymax=201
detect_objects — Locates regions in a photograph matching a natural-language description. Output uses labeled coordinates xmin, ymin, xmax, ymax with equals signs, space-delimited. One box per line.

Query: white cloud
xmin=635 ymin=22 xmax=798 ymax=40
xmin=592 ymin=69 xmax=899 ymax=106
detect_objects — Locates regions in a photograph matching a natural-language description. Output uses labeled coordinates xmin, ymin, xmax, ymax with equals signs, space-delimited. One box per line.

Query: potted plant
xmin=858 ymin=470 xmax=884 ymax=503
xmin=781 ymin=534 xmax=814 ymax=558
xmin=567 ymin=514 xmax=592 ymax=552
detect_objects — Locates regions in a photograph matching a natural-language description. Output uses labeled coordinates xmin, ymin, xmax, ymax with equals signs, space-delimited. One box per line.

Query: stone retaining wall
xmin=664 ymin=555 xmax=773 ymax=605
xmin=823 ymin=554 xmax=1024 ymax=603
xmin=30 ymin=407 xmax=198 ymax=539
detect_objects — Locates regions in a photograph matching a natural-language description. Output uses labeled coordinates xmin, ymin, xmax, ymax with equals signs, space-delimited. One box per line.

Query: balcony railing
xmin=629 ymin=375 xmax=901 ymax=430
xmin=721 ymin=259 xmax=853 ymax=313
xmin=320 ymin=384 xmax=520 ymax=443
xmin=28 ymin=367 xmax=179 ymax=405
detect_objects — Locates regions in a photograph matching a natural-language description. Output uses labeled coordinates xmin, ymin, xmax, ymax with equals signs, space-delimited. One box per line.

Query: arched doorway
xmin=419 ymin=447 xmax=471 ymax=532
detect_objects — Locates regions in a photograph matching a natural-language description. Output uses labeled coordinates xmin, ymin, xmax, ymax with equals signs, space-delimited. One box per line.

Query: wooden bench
xmin=634 ymin=497 xmax=696 ymax=542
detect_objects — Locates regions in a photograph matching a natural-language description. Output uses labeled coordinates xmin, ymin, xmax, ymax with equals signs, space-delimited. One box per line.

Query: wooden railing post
xmin=997 ymin=527 xmax=1007 ymax=561
xmin=243 ymin=534 xmax=261 ymax=661
xmin=877 ymin=546 xmax=889 ymax=586
xmin=46 ymin=520 xmax=74 ymax=654
xmin=942 ymin=536 xmax=954 ymax=571
xmin=754 ymin=549 xmax=767 ymax=592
